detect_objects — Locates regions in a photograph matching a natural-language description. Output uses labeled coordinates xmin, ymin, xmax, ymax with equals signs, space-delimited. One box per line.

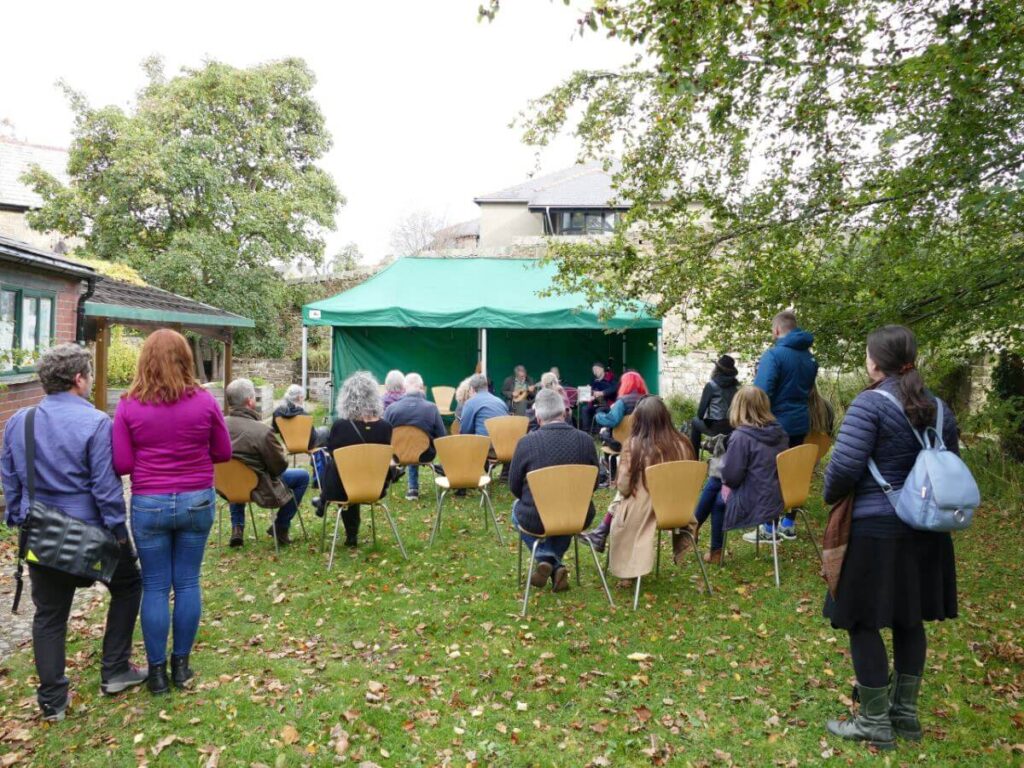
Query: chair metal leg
xmin=369 ymin=505 xmax=377 ymax=547
xmin=581 ymin=537 xmax=614 ymax=609
xmin=686 ymin=530 xmax=712 ymax=595
xmin=482 ymin=490 xmax=504 ymax=546
xmin=327 ymin=505 xmax=344 ymax=570
xmin=270 ymin=516 xmax=279 ymax=555
xmin=721 ymin=529 xmax=728 ymax=566
xmin=574 ymin=536 xmax=581 ymax=586
xmin=429 ymin=490 xmax=448 ymax=546
xmin=320 ymin=503 xmax=329 ymax=553
xmin=655 ymin=529 xmax=662 ymax=577
xmin=771 ymin=522 xmax=781 ymax=588
xmin=633 ymin=574 xmax=642 ymax=611
xmin=249 ymin=504 xmax=258 ymax=540
xmin=517 ymin=536 xmax=523 ymax=587
xmin=379 ymin=502 xmax=408 ymax=560
xmin=797 ymin=507 xmax=822 ymax=560
xmin=521 ymin=540 xmax=540 ymax=617
xmin=294 ymin=507 xmax=308 ymax=542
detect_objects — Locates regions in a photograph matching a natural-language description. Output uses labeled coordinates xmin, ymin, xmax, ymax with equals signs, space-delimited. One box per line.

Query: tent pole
xmin=301 ymin=325 xmax=309 ymax=396
xmin=657 ymin=327 xmax=664 ymax=395
xmin=622 ymin=336 xmax=627 ymax=370
xmin=481 ymin=328 xmax=488 ymax=378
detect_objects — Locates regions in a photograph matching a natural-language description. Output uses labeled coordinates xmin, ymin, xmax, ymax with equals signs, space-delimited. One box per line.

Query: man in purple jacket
xmin=1 ymin=344 xmax=146 ymax=721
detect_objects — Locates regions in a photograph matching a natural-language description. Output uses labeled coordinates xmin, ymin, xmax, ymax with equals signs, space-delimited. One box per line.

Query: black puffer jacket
xmin=824 ymin=377 xmax=959 ymax=520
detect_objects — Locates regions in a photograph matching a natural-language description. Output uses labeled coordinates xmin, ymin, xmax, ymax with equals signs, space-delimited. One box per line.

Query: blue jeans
xmin=229 ymin=468 xmax=309 ymax=530
xmin=694 ymin=477 xmax=725 ymax=551
xmin=407 ymin=464 xmax=419 ymax=493
xmin=512 ymin=502 xmax=571 ymax=573
xmin=130 ymin=489 xmax=215 ymax=666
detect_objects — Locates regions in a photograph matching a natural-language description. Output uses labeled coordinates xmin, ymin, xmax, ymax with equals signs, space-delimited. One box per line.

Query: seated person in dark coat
xmin=272 ymin=384 xmax=328 ymax=449
xmin=318 ymin=372 xmax=393 ymax=548
xmin=510 ymin=389 xmax=600 ymax=593
xmin=383 ymin=372 xmax=446 ymax=501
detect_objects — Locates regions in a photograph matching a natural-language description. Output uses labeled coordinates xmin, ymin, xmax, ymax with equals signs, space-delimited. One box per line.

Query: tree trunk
xmin=192 ymin=336 xmax=209 ymax=383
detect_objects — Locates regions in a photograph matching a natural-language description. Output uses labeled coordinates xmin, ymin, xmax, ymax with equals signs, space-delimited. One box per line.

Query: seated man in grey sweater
xmin=383 ymin=372 xmax=446 ymax=500
xmin=509 ymin=389 xmax=600 ymax=592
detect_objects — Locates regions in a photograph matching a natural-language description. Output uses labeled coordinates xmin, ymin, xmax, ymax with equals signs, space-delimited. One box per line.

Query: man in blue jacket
xmin=745 ymin=310 xmax=818 ymax=543
xmin=384 ymin=372 xmax=447 ymax=501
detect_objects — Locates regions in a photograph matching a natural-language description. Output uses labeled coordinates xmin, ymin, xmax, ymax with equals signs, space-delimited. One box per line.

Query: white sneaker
xmin=741 ymin=524 xmax=782 ymax=543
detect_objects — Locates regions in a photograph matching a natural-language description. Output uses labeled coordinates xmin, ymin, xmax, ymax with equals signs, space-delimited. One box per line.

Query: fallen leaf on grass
xmin=280 ymin=724 xmax=300 ymax=745
xmin=151 ymin=735 xmax=179 ymax=757
xmin=1 ymin=753 xmax=21 ymax=767
xmin=627 ymin=652 xmax=653 ymax=662
xmin=330 ymin=725 xmax=350 ymax=756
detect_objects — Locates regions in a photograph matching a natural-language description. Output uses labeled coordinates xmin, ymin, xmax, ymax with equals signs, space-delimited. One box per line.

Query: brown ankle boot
xmin=672 ymin=528 xmax=696 ymax=564
xmin=703 ymin=549 xmax=723 ymax=565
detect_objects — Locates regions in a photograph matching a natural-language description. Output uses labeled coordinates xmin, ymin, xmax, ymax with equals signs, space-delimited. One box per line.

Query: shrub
xmin=989 ymin=351 xmax=1024 ymax=462
xmin=305 ymin=348 xmax=330 ymax=373
xmin=664 ymin=393 xmax=698 ymax=427
xmin=107 ymin=330 xmax=140 ymax=387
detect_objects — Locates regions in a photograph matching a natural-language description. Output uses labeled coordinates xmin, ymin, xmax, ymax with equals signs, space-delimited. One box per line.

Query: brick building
xmin=0 ymin=234 xmax=95 ymax=427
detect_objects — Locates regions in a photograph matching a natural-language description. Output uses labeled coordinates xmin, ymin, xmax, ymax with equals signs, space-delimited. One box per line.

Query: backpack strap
xmin=866 ymin=389 xmax=928 ymax=449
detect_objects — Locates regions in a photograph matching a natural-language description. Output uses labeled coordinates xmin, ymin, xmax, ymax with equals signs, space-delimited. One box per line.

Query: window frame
xmin=546 ymin=208 xmax=619 ymax=236
xmin=0 ymin=284 xmax=57 ymax=375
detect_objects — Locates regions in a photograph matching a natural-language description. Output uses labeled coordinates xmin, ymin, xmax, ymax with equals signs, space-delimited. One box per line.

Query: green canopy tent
xmin=301 ymin=257 xmax=662 ymax=409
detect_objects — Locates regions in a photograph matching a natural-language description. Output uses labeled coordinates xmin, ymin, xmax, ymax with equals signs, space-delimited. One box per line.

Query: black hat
xmin=714 ymin=355 xmax=738 ymax=377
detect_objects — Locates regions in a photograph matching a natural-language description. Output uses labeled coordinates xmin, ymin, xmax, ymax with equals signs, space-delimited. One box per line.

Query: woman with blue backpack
xmin=822 ymin=325 xmax=972 ymax=750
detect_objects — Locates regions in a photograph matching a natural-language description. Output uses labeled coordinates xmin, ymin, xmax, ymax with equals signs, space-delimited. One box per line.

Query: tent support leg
xmin=301 ymin=325 xmax=308 ymax=396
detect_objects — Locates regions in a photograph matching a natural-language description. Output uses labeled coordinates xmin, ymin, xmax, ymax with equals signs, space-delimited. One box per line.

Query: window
xmin=0 ymin=286 xmax=56 ymax=372
xmin=547 ymin=209 xmax=618 ymax=236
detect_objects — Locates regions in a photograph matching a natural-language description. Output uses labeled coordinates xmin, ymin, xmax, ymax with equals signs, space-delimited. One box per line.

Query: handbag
xmin=865 ymin=390 xmax=979 ymax=532
xmin=12 ymin=407 xmax=121 ymax=613
xmin=820 ymin=494 xmax=853 ymax=599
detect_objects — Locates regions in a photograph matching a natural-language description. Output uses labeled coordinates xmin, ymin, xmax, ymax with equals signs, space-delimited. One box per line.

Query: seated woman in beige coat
xmin=608 ymin=396 xmax=696 ymax=586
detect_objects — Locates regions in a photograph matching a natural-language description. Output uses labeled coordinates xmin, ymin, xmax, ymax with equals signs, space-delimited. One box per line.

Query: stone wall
xmin=233 ymin=357 xmax=298 ymax=389
xmin=657 ymin=307 xmax=754 ymax=401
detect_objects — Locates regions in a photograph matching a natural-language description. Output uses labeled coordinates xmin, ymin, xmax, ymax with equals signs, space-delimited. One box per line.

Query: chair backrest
xmin=214 ymin=459 xmax=259 ymax=505
xmin=645 ymin=460 xmax=709 ymax=530
xmin=527 ymin=464 xmax=598 ymax=537
xmin=776 ymin=443 xmax=819 ymax=510
xmin=275 ymin=414 xmax=313 ymax=454
xmin=432 ymin=386 xmax=456 ymax=412
xmin=433 ymin=434 xmax=490 ymax=489
xmin=391 ymin=425 xmax=431 ymax=465
xmin=450 ymin=418 xmax=461 ymax=435
xmin=611 ymin=413 xmax=635 ymax=447
xmin=485 ymin=415 xmax=529 ymax=462
xmin=332 ymin=444 xmax=393 ymax=505
xmin=805 ymin=431 xmax=832 ymax=464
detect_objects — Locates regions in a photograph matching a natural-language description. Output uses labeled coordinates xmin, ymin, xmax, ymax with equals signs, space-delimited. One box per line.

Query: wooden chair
xmin=750 ymin=443 xmax=821 ymax=588
xmin=275 ymin=414 xmax=323 ymax=486
xmin=324 ymin=444 xmax=407 ymax=568
xmin=805 ymin=431 xmax=833 ymax=464
xmin=214 ymin=459 xmax=308 ymax=554
xmin=484 ymin=415 xmax=529 ymax=480
xmin=391 ymin=425 xmax=438 ymax=501
xmin=429 ymin=435 xmax=502 ymax=546
xmin=516 ymin=464 xmax=612 ymax=616
xmin=600 ymin=414 xmax=635 ymax=480
xmin=432 ymin=386 xmax=456 ymax=417
xmin=637 ymin=460 xmax=713 ymax=609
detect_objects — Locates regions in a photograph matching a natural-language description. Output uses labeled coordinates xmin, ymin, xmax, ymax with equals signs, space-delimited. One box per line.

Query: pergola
xmin=83 ymin=276 xmax=254 ymax=413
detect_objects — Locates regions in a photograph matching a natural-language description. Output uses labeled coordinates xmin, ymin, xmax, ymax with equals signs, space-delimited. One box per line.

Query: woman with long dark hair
xmin=822 ymin=325 xmax=960 ymax=749
xmin=113 ymin=330 xmax=232 ymax=695
xmin=603 ymin=397 xmax=695 ymax=586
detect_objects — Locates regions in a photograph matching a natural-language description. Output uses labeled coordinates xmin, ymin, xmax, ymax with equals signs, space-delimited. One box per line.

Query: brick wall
xmin=0 ymin=264 xmax=84 ymax=429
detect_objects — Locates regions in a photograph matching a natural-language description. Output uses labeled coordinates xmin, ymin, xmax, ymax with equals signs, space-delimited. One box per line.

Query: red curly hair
xmin=617 ymin=371 xmax=648 ymax=397
xmin=125 ymin=329 xmax=199 ymax=404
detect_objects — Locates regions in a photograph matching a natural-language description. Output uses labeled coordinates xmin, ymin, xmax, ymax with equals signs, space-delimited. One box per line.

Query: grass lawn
xmin=0 ymin=444 xmax=1021 ymax=767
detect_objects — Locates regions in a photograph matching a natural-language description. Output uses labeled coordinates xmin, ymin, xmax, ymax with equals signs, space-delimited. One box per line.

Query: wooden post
xmin=223 ymin=335 xmax=233 ymax=414
xmin=94 ymin=318 xmax=110 ymax=414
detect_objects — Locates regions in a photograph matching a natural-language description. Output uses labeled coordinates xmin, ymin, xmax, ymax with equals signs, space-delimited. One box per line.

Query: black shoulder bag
xmin=11 ymin=407 xmax=121 ymax=613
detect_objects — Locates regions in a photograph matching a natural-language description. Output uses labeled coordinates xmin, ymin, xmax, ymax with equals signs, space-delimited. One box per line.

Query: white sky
xmin=0 ymin=1 xmax=630 ymax=264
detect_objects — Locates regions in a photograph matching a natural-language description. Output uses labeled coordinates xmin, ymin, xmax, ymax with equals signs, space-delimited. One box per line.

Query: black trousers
xmin=688 ymin=417 xmax=729 ymax=455
xmin=29 ymin=547 xmax=141 ymax=710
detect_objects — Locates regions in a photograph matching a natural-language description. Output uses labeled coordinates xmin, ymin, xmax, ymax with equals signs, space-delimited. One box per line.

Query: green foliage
xmin=513 ymin=1 xmax=1024 ymax=368
xmin=107 ymin=329 xmax=140 ymax=388
xmin=23 ymin=57 xmax=343 ymax=358
xmin=663 ymin=392 xmax=697 ymax=427
xmin=989 ymin=351 xmax=1024 ymax=461
xmin=305 ymin=347 xmax=331 ymax=373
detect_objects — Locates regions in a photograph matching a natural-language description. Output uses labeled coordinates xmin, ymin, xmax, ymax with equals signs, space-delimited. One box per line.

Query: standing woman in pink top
xmin=113 ymin=330 xmax=232 ymax=695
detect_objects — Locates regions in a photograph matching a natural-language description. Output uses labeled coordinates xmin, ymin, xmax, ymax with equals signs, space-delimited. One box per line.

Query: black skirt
xmin=823 ymin=520 xmax=958 ymax=630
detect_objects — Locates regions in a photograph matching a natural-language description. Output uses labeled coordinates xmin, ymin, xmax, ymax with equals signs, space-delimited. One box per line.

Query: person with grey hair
xmin=2 ymin=344 xmax=147 ymax=720
xmin=382 ymin=369 xmax=405 ymax=410
xmin=383 ymin=372 xmax=446 ymax=500
xmin=225 ymin=378 xmax=310 ymax=547
xmin=458 ymin=372 xmax=509 ymax=437
xmin=317 ymin=371 xmax=393 ymax=546
xmin=272 ymin=384 xmax=328 ymax=449
xmin=508 ymin=389 xmax=600 ymax=592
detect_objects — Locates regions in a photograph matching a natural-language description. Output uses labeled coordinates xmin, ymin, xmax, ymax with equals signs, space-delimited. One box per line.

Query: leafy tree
xmin=23 ymin=56 xmax=343 ymax=358
xmin=487 ymin=1 xmax=1024 ymax=367
xmin=329 ymin=242 xmax=362 ymax=274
